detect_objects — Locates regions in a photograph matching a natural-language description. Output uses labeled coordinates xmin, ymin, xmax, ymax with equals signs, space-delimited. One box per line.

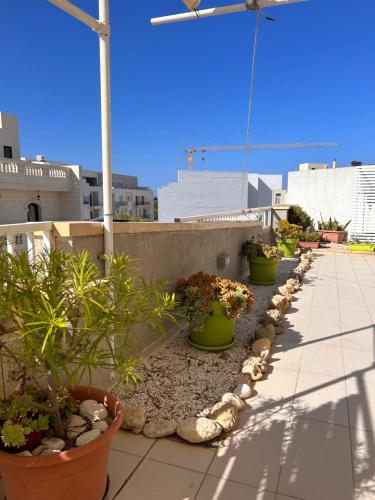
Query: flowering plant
xmin=276 ymin=220 xmax=303 ymax=240
xmin=242 ymin=240 xmax=283 ymax=261
xmin=176 ymin=272 xmax=254 ymax=335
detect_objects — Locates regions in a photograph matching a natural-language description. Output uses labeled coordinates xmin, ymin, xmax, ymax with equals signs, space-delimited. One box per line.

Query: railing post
xmin=42 ymin=230 xmax=55 ymax=254
xmin=6 ymin=236 xmax=15 ymax=255
xmin=26 ymin=232 xmax=36 ymax=263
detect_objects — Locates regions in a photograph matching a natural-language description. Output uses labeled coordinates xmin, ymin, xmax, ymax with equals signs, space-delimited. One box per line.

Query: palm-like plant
xmin=0 ymin=249 xmax=175 ymax=440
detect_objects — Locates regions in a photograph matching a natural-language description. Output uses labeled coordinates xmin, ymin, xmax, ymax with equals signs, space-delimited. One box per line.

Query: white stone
xmin=143 ymin=420 xmax=177 ymax=439
xmin=92 ymin=420 xmax=109 ymax=433
xmin=66 ymin=414 xmax=88 ymax=439
xmin=263 ymin=309 xmax=281 ymax=326
xmin=210 ymin=402 xmax=239 ymax=432
xmin=177 ymin=417 xmax=222 ymax=443
xmin=233 ymin=383 xmax=252 ymax=399
xmin=256 ymin=323 xmax=276 ymax=343
xmin=41 ymin=437 xmax=65 ymax=451
xmin=79 ymin=400 xmax=108 ymax=423
xmin=31 ymin=445 xmax=49 ymax=456
xmin=16 ymin=450 xmax=32 ymax=456
xmin=40 ymin=449 xmax=61 ymax=456
xmin=76 ymin=429 xmax=101 ymax=447
xmin=121 ymin=406 xmax=146 ymax=434
xmin=221 ymin=393 xmax=245 ymax=411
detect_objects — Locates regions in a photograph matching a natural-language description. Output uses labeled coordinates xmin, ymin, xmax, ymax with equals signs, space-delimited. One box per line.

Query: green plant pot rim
xmin=247 ymin=256 xmax=280 ymax=264
xmin=276 ymin=238 xmax=299 ymax=243
xmin=249 ymin=278 xmax=276 ymax=285
xmin=188 ymin=335 xmax=234 ymax=352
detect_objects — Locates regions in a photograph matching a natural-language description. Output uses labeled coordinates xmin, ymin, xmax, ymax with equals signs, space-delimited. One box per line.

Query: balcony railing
xmin=0 ymin=159 xmax=71 ymax=190
xmin=0 ymin=222 xmax=54 ymax=260
xmin=174 ymin=206 xmax=272 ymax=228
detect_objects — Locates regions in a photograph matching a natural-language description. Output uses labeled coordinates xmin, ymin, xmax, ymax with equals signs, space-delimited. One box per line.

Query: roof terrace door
xmin=27 ymin=203 xmax=41 ymax=222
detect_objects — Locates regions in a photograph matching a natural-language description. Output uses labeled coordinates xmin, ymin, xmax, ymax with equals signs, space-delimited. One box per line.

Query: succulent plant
xmin=176 ymin=272 xmax=254 ymax=335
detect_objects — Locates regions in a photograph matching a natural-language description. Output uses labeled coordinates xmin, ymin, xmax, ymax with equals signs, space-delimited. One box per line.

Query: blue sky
xmin=1 ymin=0 xmax=374 ymax=191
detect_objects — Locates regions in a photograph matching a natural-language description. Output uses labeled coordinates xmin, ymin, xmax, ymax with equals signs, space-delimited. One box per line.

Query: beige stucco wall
xmin=53 ymin=221 xmax=271 ymax=356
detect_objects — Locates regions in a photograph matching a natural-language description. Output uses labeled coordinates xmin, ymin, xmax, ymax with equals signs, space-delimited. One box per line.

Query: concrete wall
xmin=54 ymin=221 xmax=270 ymax=353
xmin=286 ymin=167 xmax=354 ymax=229
xmin=158 ymin=170 xmax=282 ymax=222
xmin=0 ymin=112 xmax=20 ymax=159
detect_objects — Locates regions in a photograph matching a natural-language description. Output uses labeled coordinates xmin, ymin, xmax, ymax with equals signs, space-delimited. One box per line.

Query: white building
xmin=81 ymin=170 xmax=153 ymax=221
xmin=158 ymin=170 xmax=282 ymax=222
xmin=286 ymin=162 xmax=375 ymax=242
xmin=0 ymin=111 xmax=153 ymax=224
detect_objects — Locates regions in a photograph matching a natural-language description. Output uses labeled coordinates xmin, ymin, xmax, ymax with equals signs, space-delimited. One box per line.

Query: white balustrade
xmin=175 ymin=206 xmax=273 ymax=228
xmin=0 ymin=222 xmax=54 ymax=262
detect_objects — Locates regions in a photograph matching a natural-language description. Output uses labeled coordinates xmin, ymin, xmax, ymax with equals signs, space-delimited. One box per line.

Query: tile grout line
xmin=340 ymin=252 xmax=357 ymax=499
xmin=273 ymin=254 xmax=320 ymax=497
xmin=193 ymin=444 xmax=221 ymax=500
xmin=112 ymin=438 xmax=159 ymax=499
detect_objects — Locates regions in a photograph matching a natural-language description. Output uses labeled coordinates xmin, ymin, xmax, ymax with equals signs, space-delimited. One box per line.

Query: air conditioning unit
xmin=36 ymin=154 xmax=46 ymax=162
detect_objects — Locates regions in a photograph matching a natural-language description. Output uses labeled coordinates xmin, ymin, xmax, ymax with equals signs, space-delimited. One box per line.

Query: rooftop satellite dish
xmin=182 ymin=0 xmax=202 ymax=11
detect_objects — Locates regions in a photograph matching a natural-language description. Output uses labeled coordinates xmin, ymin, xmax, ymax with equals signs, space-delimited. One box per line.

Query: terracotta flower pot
xmin=297 ymin=241 xmax=320 ymax=249
xmin=0 ymin=386 xmax=122 ymax=500
xmin=318 ymin=230 xmax=346 ymax=243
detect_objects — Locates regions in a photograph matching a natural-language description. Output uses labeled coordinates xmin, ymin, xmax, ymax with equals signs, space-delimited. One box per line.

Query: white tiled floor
xmin=1 ymin=252 xmax=375 ymax=500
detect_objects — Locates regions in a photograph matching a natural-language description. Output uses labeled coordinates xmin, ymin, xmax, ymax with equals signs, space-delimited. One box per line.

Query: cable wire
xmin=240 ymin=10 xmax=261 ymax=210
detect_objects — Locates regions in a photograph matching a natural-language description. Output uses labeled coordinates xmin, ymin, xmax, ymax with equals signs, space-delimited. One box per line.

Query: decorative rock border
xmin=120 ymin=250 xmax=314 ymax=444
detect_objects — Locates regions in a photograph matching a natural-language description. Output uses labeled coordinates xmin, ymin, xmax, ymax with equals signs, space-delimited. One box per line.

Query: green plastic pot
xmin=277 ymin=238 xmax=298 ymax=258
xmin=248 ymin=255 xmax=279 ymax=285
xmin=188 ymin=301 xmax=235 ymax=352
xmin=348 ymin=243 xmax=375 ymax=253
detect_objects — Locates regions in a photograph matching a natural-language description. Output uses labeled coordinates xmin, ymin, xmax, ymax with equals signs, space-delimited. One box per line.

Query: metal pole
xmin=98 ymin=0 xmax=113 ymax=271
xmin=151 ymin=0 xmax=306 ymax=25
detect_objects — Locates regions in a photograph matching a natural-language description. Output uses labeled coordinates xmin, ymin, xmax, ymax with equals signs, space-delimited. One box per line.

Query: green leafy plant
xmin=300 ymin=231 xmax=320 ymax=242
xmin=242 ymin=240 xmax=283 ymax=261
xmin=318 ymin=216 xmax=351 ymax=231
xmin=0 ymin=396 xmax=50 ymax=448
xmin=288 ymin=205 xmax=313 ymax=230
xmin=276 ymin=220 xmax=303 ymax=240
xmin=0 ymin=249 xmax=175 ymax=443
xmin=176 ymin=272 xmax=254 ymax=335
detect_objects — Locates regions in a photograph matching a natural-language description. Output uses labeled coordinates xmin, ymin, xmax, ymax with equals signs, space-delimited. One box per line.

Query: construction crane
xmin=185 ymin=143 xmax=341 ymax=169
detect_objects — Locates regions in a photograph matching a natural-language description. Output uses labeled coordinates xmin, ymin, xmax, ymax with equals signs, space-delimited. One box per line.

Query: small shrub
xmin=300 ymin=231 xmax=320 ymax=242
xmin=276 ymin=220 xmax=303 ymax=240
xmin=318 ymin=216 xmax=351 ymax=231
xmin=288 ymin=205 xmax=313 ymax=230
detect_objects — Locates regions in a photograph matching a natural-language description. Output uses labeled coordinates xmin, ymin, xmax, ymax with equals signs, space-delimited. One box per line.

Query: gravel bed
xmin=118 ymin=258 xmax=299 ymax=422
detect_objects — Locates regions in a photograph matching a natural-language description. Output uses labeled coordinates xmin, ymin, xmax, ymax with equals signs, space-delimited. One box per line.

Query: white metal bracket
xmin=94 ymin=21 xmax=110 ymax=37
xmin=245 ymin=0 xmax=260 ymax=10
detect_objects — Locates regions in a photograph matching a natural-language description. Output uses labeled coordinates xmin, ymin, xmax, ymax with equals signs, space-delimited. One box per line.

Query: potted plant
xmin=275 ymin=220 xmax=303 ymax=258
xmin=348 ymin=240 xmax=375 ymax=253
xmin=176 ymin=272 xmax=254 ymax=352
xmin=298 ymin=231 xmax=321 ymax=249
xmin=318 ymin=216 xmax=351 ymax=243
xmin=0 ymin=249 xmax=175 ymax=500
xmin=242 ymin=239 xmax=283 ymax=285
xmin=288 ymin=205 xmax=313 ymax=231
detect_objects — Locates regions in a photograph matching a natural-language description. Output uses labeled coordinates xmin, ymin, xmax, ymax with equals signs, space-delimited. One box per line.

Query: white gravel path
xmin=118 ymin=258 xmax=299 ymax=422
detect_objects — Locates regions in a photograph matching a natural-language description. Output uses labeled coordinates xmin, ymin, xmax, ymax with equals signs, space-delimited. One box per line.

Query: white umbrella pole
xmin=99 ymin=0 xmax=114 ymax=273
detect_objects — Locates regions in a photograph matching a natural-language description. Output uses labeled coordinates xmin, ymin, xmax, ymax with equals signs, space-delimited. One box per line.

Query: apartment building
xmin=286 ymin=162 xmax=375 ymax=242
xmin=0 ymin=112 xmax=153 ymax=224
xmin=158 ymin=169 xmax=282 ymax=222
xmin=81 ymin=170 xmax=153 ymax=221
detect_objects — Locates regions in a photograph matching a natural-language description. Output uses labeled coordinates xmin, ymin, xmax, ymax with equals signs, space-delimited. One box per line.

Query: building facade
xmin=158 ymin=170 xmax=282 ymax=222
xmin=0 ymin=112 xmax=153 ymax=224
xmin=286 ymin=162 xmax=375 ymax=242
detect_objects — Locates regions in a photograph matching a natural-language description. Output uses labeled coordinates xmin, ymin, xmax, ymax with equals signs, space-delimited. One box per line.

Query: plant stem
xmin=46 ymin=373 xmax=65 ymax=438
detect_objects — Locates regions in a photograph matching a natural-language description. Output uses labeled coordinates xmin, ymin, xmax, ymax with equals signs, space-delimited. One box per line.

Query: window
xmin=274 ymin=193 xmax=281 ymax=205
xmin=3 ymin=146 xmax=12 ymax=158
